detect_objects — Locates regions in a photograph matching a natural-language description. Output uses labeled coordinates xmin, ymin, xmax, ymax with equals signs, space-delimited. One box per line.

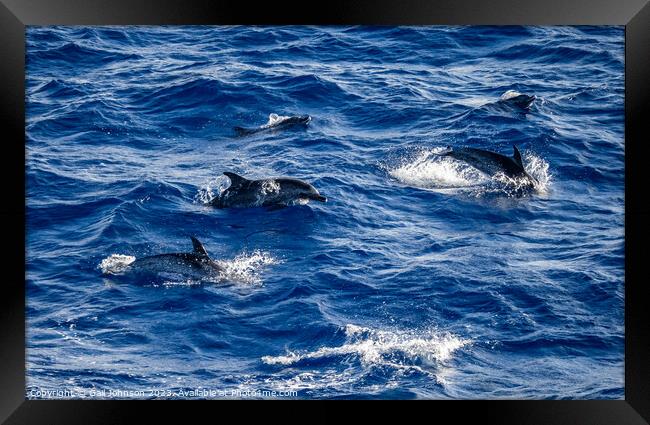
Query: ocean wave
xmin=262 ymin=324 xmax=470 ymax=372
xmin=125 ymin=77 xmax=270 ymax=114
xmin=26 ymin=25 xmax=625 ymax=399
xmin=490 ymin=42 xmax=619 ymax=65
xmin=33 ymin=79 xmax=89 ymax=98
xmin=277 ymin=74 xmax=360 ymax=103
xmin=29 ymin=42 xmax=141 ymax=66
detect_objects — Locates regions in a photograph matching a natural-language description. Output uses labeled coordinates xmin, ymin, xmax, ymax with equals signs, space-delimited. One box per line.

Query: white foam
xmin=262 ymin=113 xmax=291 ymax=128
xmin=98 ymin=254 xmax=135 ymax=274
xmin=262 ymin=324 xmax=470 ymax=370
xmin=253 ymin=369 xmax=363 ymax=395
xmin=523 ymin=152 xmax=551 ymax=194
xmin=388 ymin=148 xmax=551 ymax=196
xmin=215 ymin=250 xmax=281 ymax=285
xmin=388 ymin=148 xmax=487 ymax=189
xmin=194 ymin=175 xmax=230 ymax=205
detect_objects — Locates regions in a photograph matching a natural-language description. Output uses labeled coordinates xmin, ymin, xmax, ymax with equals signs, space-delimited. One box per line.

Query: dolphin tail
xmin=190 ymin=236 xmax=209 ymax=257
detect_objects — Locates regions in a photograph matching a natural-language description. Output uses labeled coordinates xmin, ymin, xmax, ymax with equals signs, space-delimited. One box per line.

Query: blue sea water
xmin=25 ymin=26 xmax=625 ymax=399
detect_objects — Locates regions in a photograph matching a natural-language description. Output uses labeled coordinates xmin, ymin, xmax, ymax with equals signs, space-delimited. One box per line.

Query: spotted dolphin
xmin=126 ymin=237 xmax=223 ymax=279
xmin=211 ymin=172 xmax=326 ymax=209
xmin=497 ymin=90 xmax=536 ymax=109
xmin=233 ymin=113 xmax=311 ymax=136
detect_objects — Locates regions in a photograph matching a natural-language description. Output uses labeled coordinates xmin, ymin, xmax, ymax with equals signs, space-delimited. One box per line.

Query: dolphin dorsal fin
xmin=190 ymin=236 xmax=209 ymax=257
xmin=223 ymin=172 xmax=249 ymax=188
xmin=512 ymin=145 xmax=524 ymax=168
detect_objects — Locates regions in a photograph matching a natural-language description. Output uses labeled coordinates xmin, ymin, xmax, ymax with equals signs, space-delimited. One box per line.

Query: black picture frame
xmin=1 ymin=0 xmax=648 ymax=422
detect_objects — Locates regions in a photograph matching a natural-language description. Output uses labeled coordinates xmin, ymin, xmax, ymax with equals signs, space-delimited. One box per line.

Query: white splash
xmin=98 ymin=254 xmax=135 ymax=274
xmin=215 ymin=250 xmax=281 ymax=285
xmin=262 ymin=113 xmax=290 ymax=128
xmin=194 ymin=175 xmax=230 ymax=204
xmin=262 ymin=324 xmax=470 ymax=371
xmin=388 ymin=148 xmax=486 ymax=189
xmin=523 ymin=152 xmax=551 ymax=194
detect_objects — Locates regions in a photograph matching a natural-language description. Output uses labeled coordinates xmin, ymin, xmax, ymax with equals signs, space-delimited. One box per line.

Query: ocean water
xmin=25 ymin=26 xmax=625 ymax=399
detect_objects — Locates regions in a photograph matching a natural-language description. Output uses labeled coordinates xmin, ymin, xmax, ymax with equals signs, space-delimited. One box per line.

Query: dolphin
xmin=440 ymin=145 xmax=538 ymax=186
xmin=497 ymin=90 xmax=535 ymax=110
xmin=211 ymin=172 xmax=327 ymax=209
xmin=234 ymin=113 xmax=311 ymax=136
xmin=126 ymin=237 xmax=223 ymax=279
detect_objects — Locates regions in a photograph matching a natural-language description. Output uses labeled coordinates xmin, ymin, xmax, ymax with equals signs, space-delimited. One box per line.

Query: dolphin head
xmin=301 ymin=182 xmax=326 ymax=202
xmin=308 ymin=191 xmax=327 ymax=202
xmin=509 ymin=94 xmax=535 ymax=109
xmin=280 ymin=178 xmax=326 ymax=203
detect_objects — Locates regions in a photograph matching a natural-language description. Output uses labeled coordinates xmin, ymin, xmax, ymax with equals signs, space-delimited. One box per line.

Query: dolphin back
xmin=233 ymin=114 xmax=310 ymax=137
xmin=503 ymin=94 xmax=535 ymax=109
xmin=233 ymin=126 xmax=255 ymax=136
xmin=127 ymin=237 xmax=221 ymax=278
xmin=441 ymin=146 xmax=533 ymax=181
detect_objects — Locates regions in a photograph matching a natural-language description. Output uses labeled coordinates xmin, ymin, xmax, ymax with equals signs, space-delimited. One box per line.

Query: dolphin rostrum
xmin=211 ymin=172 xmax=327 ymax=209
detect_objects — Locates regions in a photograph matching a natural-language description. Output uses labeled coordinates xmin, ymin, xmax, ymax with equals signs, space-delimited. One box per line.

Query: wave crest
xmin=262 ymin=324 xmax=470 ymax=372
